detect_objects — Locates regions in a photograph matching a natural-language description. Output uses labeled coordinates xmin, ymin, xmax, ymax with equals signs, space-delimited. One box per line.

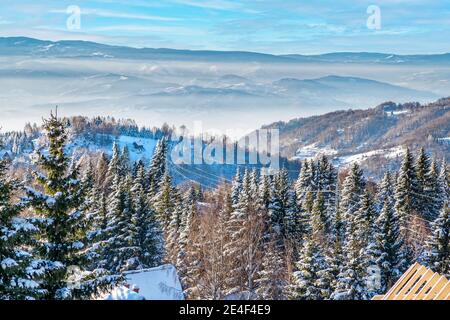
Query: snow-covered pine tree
xmin=284 ymin=188 xmax=303 ymax=247
xmin=24 ymin=113 xmax=115 ymax=299
xmin=288 ymin=235 xmax=327 ymax=300
xmin=333 ymin=164 xmax=369 ymax=300
xmin=326 ymin=188 xmax=345 ymax=295
xmin=256 ymin=173 xmax=274 ymax=243
xmin=168 ymin=193 xmax=185 ymax=265
xmin=310 ymin=192 xmax=328 ymax=244
xmin=249 ymin=169 xmax=259 ymax=203
xmin=319 ymin=157 xmax=338 ymax=236
xmin=177 ymin=186 xmax=198 ymax=289
xmin=268 ymin=168 xmax=291 ymax=240
xmin=103 ymin=172 xmax=123 ymax=271
xmin=255 ymin=234 xmax=287 ymax=300
xmin=369 ymin=196 xmax=406 ymax=295
xmin=293 ymin=160 xmax=321 ymax=243
xmin=395 ymin=147 xmax=420 ymax=224
xmin=104 ymin=142 xmax=121 ymax=194
xmin=321 ymin=244 xmax=342 ymax=299
xmin=295 ymin=160 xmax=314 ymax=208
xmin=377 ymin=171 xmax=395 ymax=211
xmin=103 ymin=170 xmax=136 ymax=272
xmin=112 ymin=174 xmax=137 ymax=272
xmin=153 ymin=173 xmax=177 ymax=230
xmin=258 ymin=173 xmax=272 ymax=210
xmin=340 ymin=163 xmax=365 ymax=238
xmin=118 ymin=145 xmax=131 ymax=178
xmin=231 ymin=167 xmax=242 ymax=207
xmin=356 ymin=190 xmax=377 ymax=247
xmin=85 ymin=189 xmax=108 ymax=270
xmin=438 ymin=159 xmax=449 ymax=203
xmin=0 ymin=157 xmax=39 ymax=299
xmin=80 ymin=161 xmax=96 ymax=223
xmin=148 ymin=138 xmax=168 ymax=197
xmin=332 ymin=220 xmax=369 ymax=300
xmin=80 ymin=161 xmax=105 ymax=270
xmin=130 ymin=162 xmax=163 ymax=269
xmin=154 ymin=173 xmax=183 ymax=265
xmin=422 ymin=202 xmax=449 ymax=277
xmin=415 ymin=147 xmax=431 ymax=218
xmin=426 ymin=158 xmax=445 ymax=220
xmin=316 ymin=156 xmax=337 ymax=195
xmin=395 ymin=147 xmax=420 ymax=264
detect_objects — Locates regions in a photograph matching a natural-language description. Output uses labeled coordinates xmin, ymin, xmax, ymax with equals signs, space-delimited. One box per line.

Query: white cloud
xmin=0 ymin=16 xmax=12 ymax=25
xmin=50 ymin=8 xmax=180 ymax=21
xmin=171 ymin=0 xmax=241 ymax=11
xmin=92 ymin=24 xmax=206 ymax=36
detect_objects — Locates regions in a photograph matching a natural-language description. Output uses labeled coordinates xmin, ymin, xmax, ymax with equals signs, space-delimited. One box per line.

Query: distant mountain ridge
xmin=1 ymin=37 xmax=449 ymax=64
xmin=1 ymin=36 xmax=448 ymax=137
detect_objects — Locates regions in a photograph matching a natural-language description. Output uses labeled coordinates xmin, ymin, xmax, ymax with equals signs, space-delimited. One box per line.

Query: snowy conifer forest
xmin=0 ymin=112 xmax=448 ymax=300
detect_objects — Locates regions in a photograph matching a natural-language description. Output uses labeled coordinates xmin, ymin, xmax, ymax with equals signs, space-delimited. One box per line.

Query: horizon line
xmin=2 ymin=35 xmax=450 ymax=57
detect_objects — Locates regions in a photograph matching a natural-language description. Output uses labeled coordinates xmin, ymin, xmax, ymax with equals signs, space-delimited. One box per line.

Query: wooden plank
xmin=415 ymin=272 xmax=440 ymax=300
xmin=445 ymin=290 xmax=450 ymax=300
xmin=383 ymin=263 xmax=420 ymax=300
xmin=433 ymin=280 xmax=450 ymax=300
xmin=423 ymin=276 xmax=448 ymax=300
xmin=402 ymin=269 xmax=434 ymax=300
xmin=379 ymin=263 xmax=449 ymax=300
xmin=394 ymin=265 xmax=426 ymax=298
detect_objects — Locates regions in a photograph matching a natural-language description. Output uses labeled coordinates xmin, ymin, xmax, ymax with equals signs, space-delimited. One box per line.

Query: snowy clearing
xmin=335 ymin=146 xmax=406 ymax=165
xmin=292 ymin=143 xmax=338 ymax=160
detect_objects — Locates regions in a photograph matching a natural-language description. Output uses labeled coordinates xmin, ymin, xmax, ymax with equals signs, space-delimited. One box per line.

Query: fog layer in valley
xmin=0 ymin=38 xmax=448 ymax=136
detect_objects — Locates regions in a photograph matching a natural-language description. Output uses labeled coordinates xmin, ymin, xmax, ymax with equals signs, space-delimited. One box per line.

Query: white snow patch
xmin=385 ymin=109 xmax=410 ymax=116
xmin=1 ymin=258 xmax=18 ymax=269
xmin=438 ymin=137 xmax=450 ymax=144
xmin=105 ymin=286 xmax=145 ymax=300
xmin=335 ymin=146 xmax=405 ymax=165
xmin=104 ymin=264 xmax=184 ymax=300
xmin=69 ymin=135 xmax=158 ymax=162
xmin=292 ymin=143 xmax=338 ymax=161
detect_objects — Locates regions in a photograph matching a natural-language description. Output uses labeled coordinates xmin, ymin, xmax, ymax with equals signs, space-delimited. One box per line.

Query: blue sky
xmin=0 ymin=0 xmax=449 ymax=54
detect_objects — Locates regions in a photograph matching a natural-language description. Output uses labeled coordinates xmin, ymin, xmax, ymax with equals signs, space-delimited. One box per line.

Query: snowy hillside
xmin=68 ymin=134 xmax=158 ymax=163
xmin=262 ymin=97 xmax=450 ymax=178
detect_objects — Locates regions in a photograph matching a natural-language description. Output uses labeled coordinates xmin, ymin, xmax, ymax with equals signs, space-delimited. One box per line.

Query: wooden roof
xmin=372 ymin=262 xmax=449 ymax=300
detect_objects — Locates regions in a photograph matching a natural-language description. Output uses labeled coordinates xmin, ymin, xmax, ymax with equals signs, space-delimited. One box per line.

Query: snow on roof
xmin=105 ymin=286 xmax=145 ymax=300
xmin=104 ymin=264 xmax=184 ymax=300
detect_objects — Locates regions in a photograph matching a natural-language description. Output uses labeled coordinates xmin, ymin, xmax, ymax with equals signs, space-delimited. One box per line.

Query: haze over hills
xmin=0 ymin=37 xmax=449 ymax=135
xmin=1 ymin=97 xmax=449 ymax=186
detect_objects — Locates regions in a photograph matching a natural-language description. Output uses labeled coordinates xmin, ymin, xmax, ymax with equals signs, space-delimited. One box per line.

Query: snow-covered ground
xmin=438 ymin=137 xmax=450 ymax=144
xmin=5 ymin=133 xmax=159 ymax=167
xmin=292 ymin=143 xmax=338 ymax=161
xmin=335 ymin=146 xmax=406 ymax=165
xmin=104 ymin=264 xmax=184 ymax=300
xmin=385 ymin=109 xmax=410 ymax=116
xmin=291 ymin=143 xmax=406 ymax=167
xmin=68 ymin=134 xmax=158 ymax=162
